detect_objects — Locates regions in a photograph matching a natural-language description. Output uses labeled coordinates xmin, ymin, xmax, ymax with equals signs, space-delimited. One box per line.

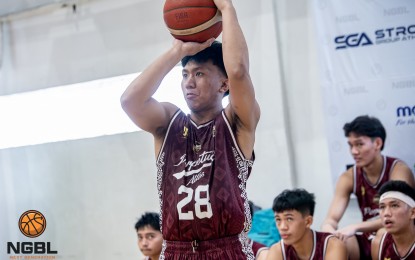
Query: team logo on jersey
xmin=384 ymin=258 xmax=391 ymax=260
xmin=193 ymin=141 xmax=202 ymax=153
xmin=183 ymin=126 xmax=188 ymax=138
xmin=361 ymin=186 xmax=365 ymax=196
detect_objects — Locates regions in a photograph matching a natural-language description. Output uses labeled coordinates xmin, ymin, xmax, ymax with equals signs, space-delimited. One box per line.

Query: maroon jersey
xmin=378 ymin=232 xmax=415 ymax=260
xmin=353 ymin=156 xmax=399 ymax=221
xmin=250 ymin=240 xmax=268 ymax=258
xmin=281 ymin=230 xmax=334 ymax=260
xmin=156 ymin=110 xmax=254 ymax=257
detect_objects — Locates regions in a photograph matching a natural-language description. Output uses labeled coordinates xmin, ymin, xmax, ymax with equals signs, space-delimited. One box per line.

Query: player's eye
xmin=196 ymin=72 xmax=203 ymax=76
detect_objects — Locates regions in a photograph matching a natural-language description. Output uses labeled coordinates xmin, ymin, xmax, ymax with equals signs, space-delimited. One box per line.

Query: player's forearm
xmin=321 ymin=219 xmax=338 ymax=232
xmin=354 ymin=218 xmax=383 ymax=233
xmin=219 ymin=3 xmax=249 ymax=79
xmin=121 ymin=46 xmax=181 ymax=110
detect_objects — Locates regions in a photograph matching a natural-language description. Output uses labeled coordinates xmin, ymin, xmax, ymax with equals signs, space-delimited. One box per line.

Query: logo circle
xmin=18 ymin=210 xmax=47 ymax=238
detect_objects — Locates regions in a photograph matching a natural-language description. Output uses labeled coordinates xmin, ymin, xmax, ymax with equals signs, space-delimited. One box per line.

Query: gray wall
xmin=0 ymin=0 xmax=360 ymax=259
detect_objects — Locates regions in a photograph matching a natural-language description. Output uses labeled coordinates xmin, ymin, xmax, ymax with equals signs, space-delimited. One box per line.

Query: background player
xmin=267 ymin=189 xmax=347 ymax=260
xmin=135 ymin=212 xmax=163 ymax=260
xmin=321 ymin=115 xmax=415 ymax=260
xmin=371 ymin=180 xmax=415 ymax=260
xmin=121 ymin=0 xmax=260 ymax=258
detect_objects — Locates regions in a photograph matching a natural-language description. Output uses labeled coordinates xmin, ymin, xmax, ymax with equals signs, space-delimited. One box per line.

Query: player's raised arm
xmin=214 ymin=0 xmax=260 ymax=131
xmin=120 ymin=39 xmax=214 ymax=137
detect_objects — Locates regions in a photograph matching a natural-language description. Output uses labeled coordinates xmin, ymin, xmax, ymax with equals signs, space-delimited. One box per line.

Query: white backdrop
xmin=313 ymin=0 xmax=415 ymax=183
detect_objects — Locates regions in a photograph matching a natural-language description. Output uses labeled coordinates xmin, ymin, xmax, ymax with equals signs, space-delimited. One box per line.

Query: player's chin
xmin=353 ymin=160 xmax=366 ymax=168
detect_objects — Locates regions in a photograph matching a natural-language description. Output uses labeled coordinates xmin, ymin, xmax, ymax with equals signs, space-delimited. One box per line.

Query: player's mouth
xmin=186 ymin=93 xmax=198 ymax=100
xmin=384 ymin=219 xmax=393 ymax=228
xmin=353 ymin=157 xmax=361 ymax=162
xmin=280 ymin=233 xmax=290 ymax=239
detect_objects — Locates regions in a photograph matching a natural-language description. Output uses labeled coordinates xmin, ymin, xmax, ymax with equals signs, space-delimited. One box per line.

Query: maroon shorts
xmin=162 ymin=235 xmax=254 ymax=260
xmin=356 ymin=232 xmax=373 ymax=259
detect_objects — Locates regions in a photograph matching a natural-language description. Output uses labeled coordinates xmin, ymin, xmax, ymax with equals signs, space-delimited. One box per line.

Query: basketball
xmin=163 ymin=0 xmax=222 ymax=42
xmin=19 ymin=210 xmax=47 ymax=238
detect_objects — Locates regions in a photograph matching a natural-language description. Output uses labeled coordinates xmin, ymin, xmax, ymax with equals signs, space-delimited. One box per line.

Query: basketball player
xmin=321 ymin=115 xmax=415 ymax=260
xmin=371 ymin=180 xmax=415 ymax=260
xmin=121 ymin=0 xmax=260 ymax=258
xmin=267 ymin=189 xmax=347 ymax=260
xmin=135 ymin=212 xmax=163 ymax=260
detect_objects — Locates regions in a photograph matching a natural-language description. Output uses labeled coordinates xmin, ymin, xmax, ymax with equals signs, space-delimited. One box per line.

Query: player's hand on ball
xmin=173 ymin=38 xmax=215 ymax=57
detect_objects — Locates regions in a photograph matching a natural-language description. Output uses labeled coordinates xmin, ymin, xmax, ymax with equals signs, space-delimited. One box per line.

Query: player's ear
xmin=410 ymin=207 xmax=415 ymax=219
xmin=374 ymin=137 xmax=383 ymax=151
xmin=305 ymin=215 xmax=313 ymax=228
xmin=219 ymin=79 xmax=229 ymax=94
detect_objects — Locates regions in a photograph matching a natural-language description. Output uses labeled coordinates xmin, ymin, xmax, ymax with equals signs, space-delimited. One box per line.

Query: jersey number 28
xmin=177 ymin=184 xmax=213 ymax=220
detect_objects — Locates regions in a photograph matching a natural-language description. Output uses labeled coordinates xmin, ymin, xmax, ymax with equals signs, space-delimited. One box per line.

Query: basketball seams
xmin=18 ymin=210 xmax=46 ymax=238
xmin=164 ymin=8 xmax=218 ymax=30
xmin=164 ymin=6 xmax=217 ymax=12
xmin=163 ymin=0 xmax=223 ymax=42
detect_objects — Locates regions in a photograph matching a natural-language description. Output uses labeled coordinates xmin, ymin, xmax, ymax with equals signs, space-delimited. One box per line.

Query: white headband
xmin=379 ymin=191 xmax=415 ymax=208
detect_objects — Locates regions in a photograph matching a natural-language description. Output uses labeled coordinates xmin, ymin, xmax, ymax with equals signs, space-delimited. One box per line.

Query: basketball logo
xmin=18 ymin=210 xmax=47 ymax=238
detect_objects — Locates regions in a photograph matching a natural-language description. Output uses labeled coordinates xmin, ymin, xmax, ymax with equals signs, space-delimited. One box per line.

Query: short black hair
xmin=134 ymin=212 xmax=160 ymax=232
xmin=272 ymin=189 xmax=316 ymax=216
xmin=379 ymin=180 xmax=415 ymax=201
xmin=343 ymin=115 xmax=386 ymax=150
xmin=181 ymin=41 xmax=229 ymax=97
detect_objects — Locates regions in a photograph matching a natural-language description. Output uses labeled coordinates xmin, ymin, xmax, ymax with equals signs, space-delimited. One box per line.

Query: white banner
xmin=312 ymin=0 xmax=415 ymax=183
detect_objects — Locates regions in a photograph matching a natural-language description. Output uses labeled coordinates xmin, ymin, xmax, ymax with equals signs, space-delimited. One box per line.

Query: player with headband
xmin=371 ymin=180 xmax=415 ymax=260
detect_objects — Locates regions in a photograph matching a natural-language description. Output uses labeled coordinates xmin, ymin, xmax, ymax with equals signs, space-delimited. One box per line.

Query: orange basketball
xmin=19 ymin=210 xmax=47 ymax=238
xmin=163 ymin=0 xmax=222 ymax=42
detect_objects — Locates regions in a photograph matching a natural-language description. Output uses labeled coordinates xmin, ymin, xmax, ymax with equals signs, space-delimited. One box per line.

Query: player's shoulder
xmin=327 ymin=235 xmax=345 ymax=248
xmin=326 ymin=235 xmax=347 ymax=259
xmin=335 ymin=168 xmax=354 ymax=190
xmin=372 ymin=228 xmax=387 ymax=246
xmin=389 ymin=158 xmax=415 ymax=187
xmin=266 ymin=241 xmax=283 ymax=260
xmin=371 ymin=228 xmax=387 ymax=259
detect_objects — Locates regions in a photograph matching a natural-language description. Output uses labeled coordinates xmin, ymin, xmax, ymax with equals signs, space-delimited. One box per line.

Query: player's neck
xmin=392 ymin=226 xmax=415 ymax=257
xmin=147 ymin=254 xmax=160 ymax=260
xmin=362 ymin=154 xmax=383 ymax=177
xmin=292 ymin=229 xmax=314 ymax=260
xmin=190 ymin=106 xmax=223 ymax=125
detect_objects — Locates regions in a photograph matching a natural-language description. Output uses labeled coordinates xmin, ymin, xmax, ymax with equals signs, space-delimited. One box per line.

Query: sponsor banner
xmin=313 ymin=0 xmax=415 ymax=182
xmin=5 ymin=210 xmax=58 ymax=259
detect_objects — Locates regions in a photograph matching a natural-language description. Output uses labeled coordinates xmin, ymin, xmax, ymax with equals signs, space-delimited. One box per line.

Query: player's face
xmin=274 ymin=210 xmax=312 ymax=246
xmin=347 ymin=133 xmax=382 ymax=167
xmin=181 ymin=60 xmax=227 ymax=112
xmin=137 ymin=226 xmax=163 ymax=259
xmin=379 ymin=198 xmax=415 ymax=234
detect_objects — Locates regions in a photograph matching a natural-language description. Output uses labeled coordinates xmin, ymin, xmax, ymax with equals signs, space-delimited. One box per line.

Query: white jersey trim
xmin=281 ymin=240 xmax=287 ymax=260
xmin=323 ymin=233 xmax=335 ymax=259
xmin=309 ymin=230 xmax=317 ymax=259
xmin=378 ymin=232 xmax=387 ymax=260
xmin=156 ymin=109 xmax=181 ymax=162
